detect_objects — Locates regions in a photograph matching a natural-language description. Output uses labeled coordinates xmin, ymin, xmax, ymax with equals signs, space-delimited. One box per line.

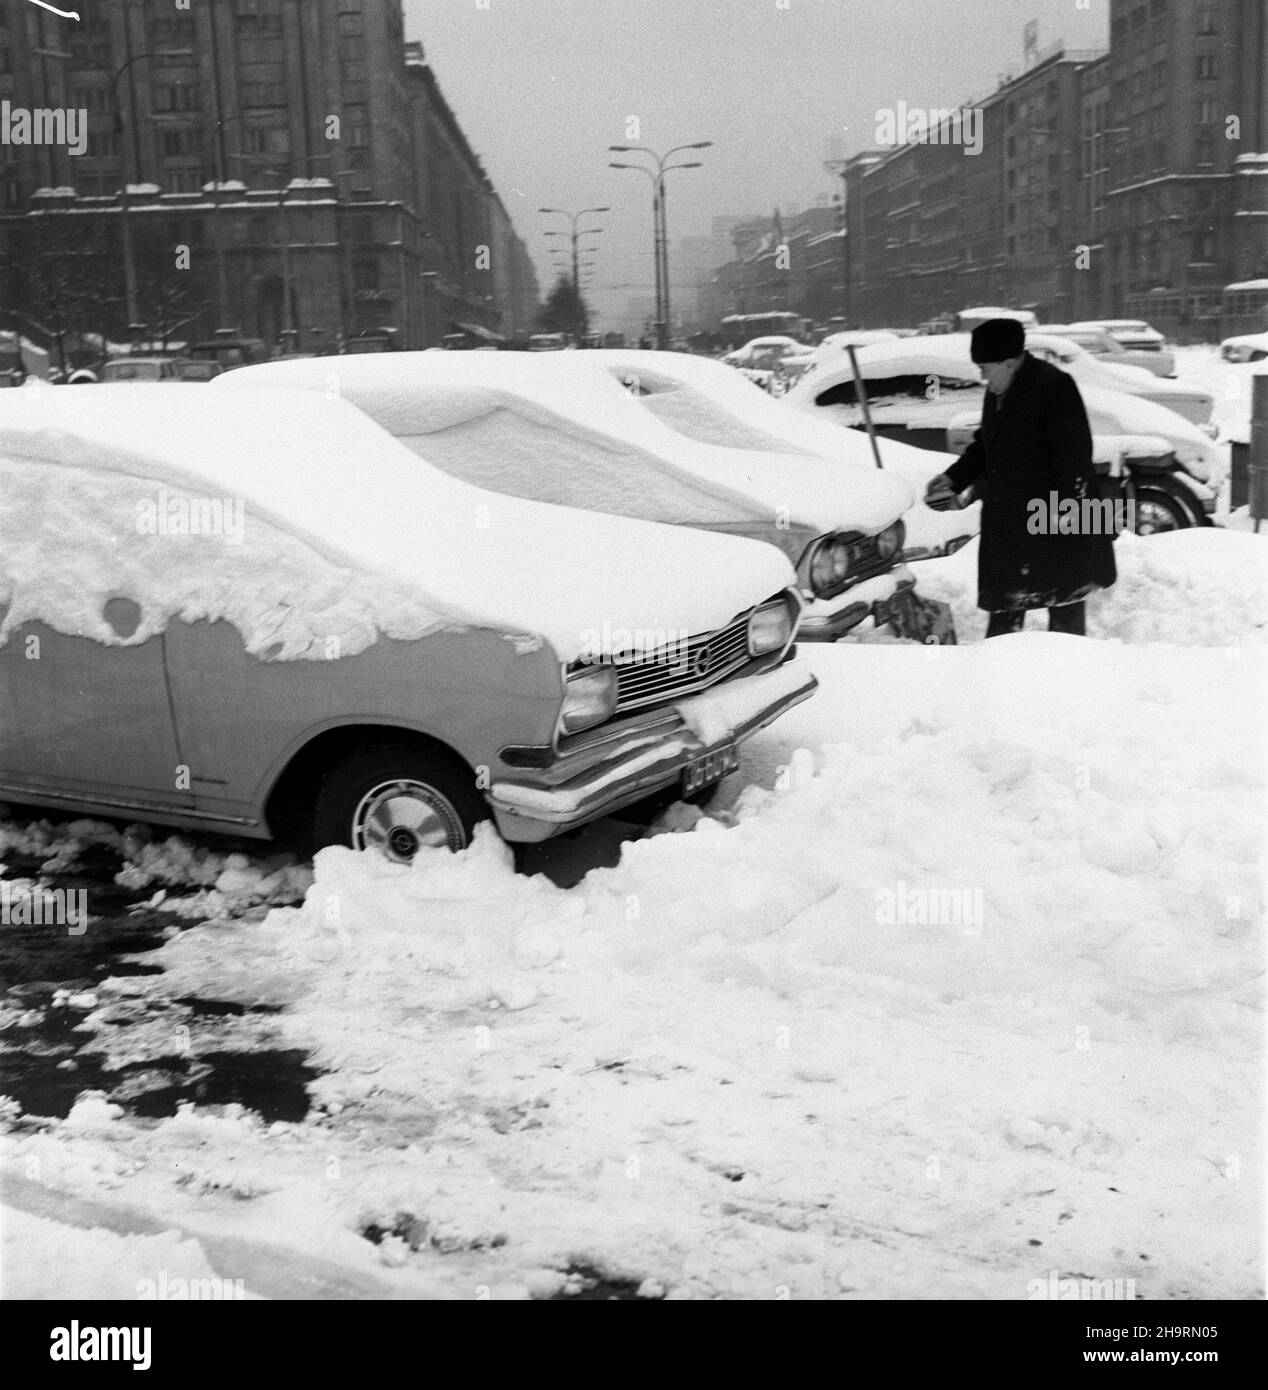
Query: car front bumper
xmin=488 ymin=661 xmax=817 ymax=842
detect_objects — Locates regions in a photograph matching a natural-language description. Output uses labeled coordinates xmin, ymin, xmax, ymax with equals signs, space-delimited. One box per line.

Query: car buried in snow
xmin=0 ymin=386 xmax=815 ymax=862
xmin=214 ymin=350 xmax=956 ymax=644
xmin=784 ymin=333 xmax=1225 ymax=535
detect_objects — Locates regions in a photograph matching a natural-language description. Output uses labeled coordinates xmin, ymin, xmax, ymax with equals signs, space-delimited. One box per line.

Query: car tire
xmin=1130 ymin=487 xmax=1196 ymax=536
xmin=312 ymin=742 xmax=491 ymax=863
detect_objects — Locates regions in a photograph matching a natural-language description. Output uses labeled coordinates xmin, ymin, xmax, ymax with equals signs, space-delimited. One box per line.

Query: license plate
xmin=682 ymin=743 xmax=740 ymax=796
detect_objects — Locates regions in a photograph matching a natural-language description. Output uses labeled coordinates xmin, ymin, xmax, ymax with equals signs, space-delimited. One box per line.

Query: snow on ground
xmin=913 ymin=528 xmax=1268 ymax=646
xmin=2 ymin=544 xmax=1264 ymax=1297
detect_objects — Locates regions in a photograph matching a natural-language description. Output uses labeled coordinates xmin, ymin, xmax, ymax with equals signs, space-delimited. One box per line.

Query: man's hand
xmin=924 ymin=474 xmax=964 ymax=511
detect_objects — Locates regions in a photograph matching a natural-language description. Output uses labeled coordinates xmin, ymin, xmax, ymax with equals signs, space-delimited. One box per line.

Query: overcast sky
xmin=404 ymin=0 xmax=1108 ymax=331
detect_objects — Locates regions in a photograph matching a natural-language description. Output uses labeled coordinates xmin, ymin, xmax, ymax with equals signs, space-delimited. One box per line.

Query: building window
xmin=243 ymin=124 xmax=291 ymax=156
xmin=153 ymin=84 xmax=201 ymax=113
xmin=1196 ymin=5 xmax=1217 ymax=35
xmin=1195 ymin=54 xmax=1217 ymax=80
xmin=160 ymin=128 xmax=203 ymax=158
xmin=353 ymin=258 xmax=380 ymax=292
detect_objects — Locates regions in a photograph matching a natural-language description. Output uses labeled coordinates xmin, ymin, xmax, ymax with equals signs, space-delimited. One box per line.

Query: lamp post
xmin=539 ymin=205 xmax=608 ymax=296
xmin=109 ymin=48 xmax=195 ymax=330
xmin=609 ymin=141 xmax=711 ymax=349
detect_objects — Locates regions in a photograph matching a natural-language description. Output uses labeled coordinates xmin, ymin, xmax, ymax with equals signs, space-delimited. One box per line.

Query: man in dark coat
xmin=924 ymin=318 xmax=1116 ymax=637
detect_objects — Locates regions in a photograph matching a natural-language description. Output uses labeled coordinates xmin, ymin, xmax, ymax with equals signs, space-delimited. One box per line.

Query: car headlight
xmin=559 ymin=665 xmax=619 ymax=734
xmin=747 ymin=598 xmax=794 ymax=656
xmin=874 ymin=520 xmax=905 ymax=561
xmin=809 ymin=536 xmax=852 ymax=594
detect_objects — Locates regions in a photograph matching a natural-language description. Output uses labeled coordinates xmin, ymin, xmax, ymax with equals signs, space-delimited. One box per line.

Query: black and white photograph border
xmin=0 ymin=0 xmax=1263 ymax=1326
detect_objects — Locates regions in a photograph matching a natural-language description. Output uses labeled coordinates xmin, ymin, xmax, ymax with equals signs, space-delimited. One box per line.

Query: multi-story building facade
xmin=1101 ymin=0 xmax=1267 ymax=335
xmin=0 ymin=0 xmax=537 ymax=354
xmin=708 ymin=5 xmax=1266 ymax=339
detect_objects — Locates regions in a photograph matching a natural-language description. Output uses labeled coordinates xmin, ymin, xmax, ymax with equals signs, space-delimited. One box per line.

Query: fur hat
xmin=970 ymin=318 xmax=1026 ymax=363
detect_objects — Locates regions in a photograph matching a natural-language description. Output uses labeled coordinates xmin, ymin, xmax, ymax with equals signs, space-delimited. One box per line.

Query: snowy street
xmin=2 ymin=524 xmax=1262 ymax=1298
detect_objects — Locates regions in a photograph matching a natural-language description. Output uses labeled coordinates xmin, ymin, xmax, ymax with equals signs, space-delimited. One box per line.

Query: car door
xmin=0 ymin=455 xmax=193 ymax=813
xmin=0 ymin=613 xmax=191 ymax=809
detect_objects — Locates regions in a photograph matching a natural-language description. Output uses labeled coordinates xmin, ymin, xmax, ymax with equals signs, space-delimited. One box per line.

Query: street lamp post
xmin=539 ymin=205 xmax=608 ymax=301
xmin=609 ymin=142 xmax=711 ymax=349
xmin=110 ymin=48 xmax=194 ymax=330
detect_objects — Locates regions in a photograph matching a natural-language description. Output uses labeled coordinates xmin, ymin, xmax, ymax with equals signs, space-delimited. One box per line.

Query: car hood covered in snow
xmin=0 ymin=385 xmax=796 ymax=662
xmin=216 ymin=351 xmax=914 ymax=547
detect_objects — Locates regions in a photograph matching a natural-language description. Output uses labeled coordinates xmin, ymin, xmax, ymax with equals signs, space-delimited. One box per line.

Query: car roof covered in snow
xmin=215 ymin=350 xmax=914 ymax=538
xmin=584 ymin=348 xmax=957 ymax=478
xmin=0 ymin=383 xmax=796 ymax=660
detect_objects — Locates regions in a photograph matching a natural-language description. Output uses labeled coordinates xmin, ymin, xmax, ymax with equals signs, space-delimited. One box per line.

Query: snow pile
xmin=0 ymin=816 xmax=312 ymax=915
xmin=2 ymin=636 xmax=1261 ymax=1298
xmin=915 ymin=529 xmax=1268 ymax=645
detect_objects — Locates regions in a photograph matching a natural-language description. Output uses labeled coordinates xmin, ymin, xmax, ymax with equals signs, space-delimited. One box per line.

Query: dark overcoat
xmin=943 ymin=353 xmax=1117 ymax=612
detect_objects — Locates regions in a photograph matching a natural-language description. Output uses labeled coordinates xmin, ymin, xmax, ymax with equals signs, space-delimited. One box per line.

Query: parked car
xmin=722 ymin=336 xmax=817 ymax=374
xmin=1024 ymin=332 xmax=1213 ymax=427
xmin=583 ymin=347 xmax=977 ymax=565
xmin=1040 ymin=323 xmax=1177 ymax=378
xmin=188 ymin=337 xmax=271 ymax=370
xmin=215 ymin=351 xmax=954 ymax=644
xmin=1064 ymin=320 xmax=1175 ymax=376
xmin=0 ymin=386 xmax=814 ymax=859
xmin=527 ymin=333 xmax=574 ymax=352
xmin=171 ymin=359 xmax=223 ymax=382
xmin=785 ymin=335 xmax=1224 ymax=535
xmin=100 ymin=357 xmax=184 ymax=383
xmin=1220 ymin=331 xmax=1268 ymax=364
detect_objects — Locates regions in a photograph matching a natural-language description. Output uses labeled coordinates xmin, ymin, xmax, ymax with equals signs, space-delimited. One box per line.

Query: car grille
xmin=610 ymin=609 xmax=755 ymax=714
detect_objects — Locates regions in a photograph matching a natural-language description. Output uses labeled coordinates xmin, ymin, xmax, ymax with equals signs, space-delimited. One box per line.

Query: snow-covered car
xmin=785 ymin=334 xmax=1224 ymax=533
xmin=1024 ymin=332 xmax=1213 ymax=427
xmin=1220 ymin=331 xmax=1268 ymax=364
xmin=1064 ymin=320 xmax=1175 ymax=376
xmin=1039 ymin=324 xmax=1178 ymax=378
xmin=0 ymin=386 xmax=815 ymax=860
xmin=583 ymin=347 xmax=977 ymax=565
xmin=722 ymin=336 xmax=817 ymax=373
xmin=955 ymin=307 xmax=1038 ymax=332
xmin=100 ymin=357 xmax=184 ymax=383
xmin=215 ymin=351 xmax=954 ymax=643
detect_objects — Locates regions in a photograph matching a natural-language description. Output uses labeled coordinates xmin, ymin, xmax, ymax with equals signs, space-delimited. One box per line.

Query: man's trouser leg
xmin=986 ymin=609 xmax=1026 ymax=638
xmin=1047 ymin=601 xmax=1086 ymax=636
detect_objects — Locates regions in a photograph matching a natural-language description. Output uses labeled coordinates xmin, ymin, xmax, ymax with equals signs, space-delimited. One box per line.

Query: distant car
xmin=955 ymin=307 xmax=1038 ymax=332
xmin=100 ymin=357 xmax=183 ymax=383
xmin=1066 ymin=320 xmax=1174 ymax=375
xmin=171 ymin=359 xmax=223 ymax=382
xmin=1041 ymin=324 xmax=1176 ymax=378
xmin=527 ymin=333 xmax=574 ymax=352
xmin=1024 ymin=333 xmax=1213 ymax=427
xmin=0 ymin=385 xmax=814 ymax=858
xmin=723 ymin=336 xmax=816 ymax=372
xmin=785 ymin=334 xmax=1223 ymax=535
xmin=215 ymin=350 xmax=954 ymax=644
xmin=188 ymin=337 xmax=270 ymax=370
xmin=1220 ymin=332 xmax=1268 ymax=364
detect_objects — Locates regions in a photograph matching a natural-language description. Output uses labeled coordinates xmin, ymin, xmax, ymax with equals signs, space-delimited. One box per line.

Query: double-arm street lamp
xmin=609 ymin=141 xmax=711 ymax=349
xmin=539 ymin=205 xmax=609 ymax=296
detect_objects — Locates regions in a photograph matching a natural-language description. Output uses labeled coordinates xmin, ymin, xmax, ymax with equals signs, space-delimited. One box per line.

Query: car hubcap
xmin=352 ymin=779 xmax=467 ymax=862
xmin=1134 ymin=498 xmax=1180 ymax=535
